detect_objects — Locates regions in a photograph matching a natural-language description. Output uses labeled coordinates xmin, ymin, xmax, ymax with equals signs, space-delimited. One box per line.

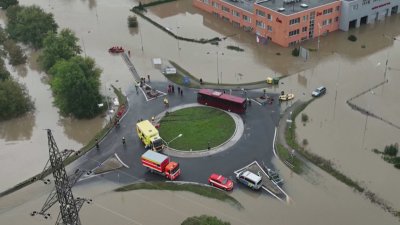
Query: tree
xmin=384 ymin=144 xmax=398 ymax=157
xmin=181 ymin=215 xmax=230 ymax=225
xmin=0 ymin=0 xmax=18 ymax=10
xmin=0 ymin=58 xmax=11 ymax=81
xmin=0 ymin=79 xmax=34 ymax=121
xmin=127 ymin=15 xmax=138 ymax=28
xmin=0 ymin=27 xmax=8 ymax=44
xmin=39 ymin=29 xmax=81 ymax=71
xmin=3 ymin=39 xmax=27 ymax=65
xmin=49 ymin=56 xmax=103 ymax=119
xmin=6 ymin=5 xmax=58 ymax=48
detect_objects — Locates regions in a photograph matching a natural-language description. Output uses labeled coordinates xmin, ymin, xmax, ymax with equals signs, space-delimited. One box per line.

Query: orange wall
xmin=193 ymin=0 xmax=341 ymax=47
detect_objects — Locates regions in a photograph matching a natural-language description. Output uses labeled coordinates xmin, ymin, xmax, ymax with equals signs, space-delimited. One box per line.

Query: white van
xmin=236 ymin=170 xmax=262 ymax=190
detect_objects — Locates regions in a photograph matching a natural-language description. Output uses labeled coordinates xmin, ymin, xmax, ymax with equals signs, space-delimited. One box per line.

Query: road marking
xmin=115 ymin=153 xmax=129 ymax=168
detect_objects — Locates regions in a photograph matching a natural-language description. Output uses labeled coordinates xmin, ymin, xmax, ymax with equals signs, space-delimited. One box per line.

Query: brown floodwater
xmin=0 ymin=0 xmax=399 ymax=223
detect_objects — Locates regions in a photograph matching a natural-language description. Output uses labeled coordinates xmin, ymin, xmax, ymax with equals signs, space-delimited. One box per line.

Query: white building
xmin=340 ymin=0 xmax=400 ymax=31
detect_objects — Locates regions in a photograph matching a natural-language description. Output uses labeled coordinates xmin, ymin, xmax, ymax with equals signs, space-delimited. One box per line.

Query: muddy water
xmin=1 ymin=165 xmax=399 ymax=225
xmin=0 ymin=49 xmax=105 ymax=192
xmin=0 ymin=0 xmax=398 ymax=223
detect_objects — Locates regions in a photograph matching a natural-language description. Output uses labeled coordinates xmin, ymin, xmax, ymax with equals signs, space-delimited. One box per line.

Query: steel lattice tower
xmin=47 ymin=129 xmax=81 ymax=225
xmin=32 ymin=130 xmax=89 ymax=225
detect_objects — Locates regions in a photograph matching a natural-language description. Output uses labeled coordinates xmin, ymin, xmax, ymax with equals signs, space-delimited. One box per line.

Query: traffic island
xmin=158 ymin=106 xmax=239 ymax=153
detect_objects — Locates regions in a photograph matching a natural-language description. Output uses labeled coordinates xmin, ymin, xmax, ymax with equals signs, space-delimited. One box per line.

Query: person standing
xmin=180 ymin=89 xmax=183 ymax=96
xmin=147 ymin=74 xmax=151 ymax=82
xmin=172 ymin=85 xmax=175 ymax=93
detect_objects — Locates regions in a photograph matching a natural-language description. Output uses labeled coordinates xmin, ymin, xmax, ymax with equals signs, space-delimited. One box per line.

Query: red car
xmin=208 ymin=173 xmax=234 ymax=191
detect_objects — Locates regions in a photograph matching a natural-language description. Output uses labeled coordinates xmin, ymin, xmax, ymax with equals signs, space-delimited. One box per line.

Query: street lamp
xmin=317 ymin=22 xmax=322 ymax=51
xmin=166 ymin=134 xmax=183 ymax=146
xmin=176 ymin=26 xmax=181 ymax=54
xmin=207 ymin=51 xmax=224 ymax=84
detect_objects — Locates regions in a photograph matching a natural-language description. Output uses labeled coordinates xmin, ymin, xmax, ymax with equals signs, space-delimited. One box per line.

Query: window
xmin=256 ymin=9 xmax=266 ymax=17
xmin=323 ymin=8 xmax=333 ymax=15
xmin=335 ymin=16 xmax=339 ymax=22
xmin=267 ymin=14 xmax=272 ymax=21
xmin=352 ymin=4 xmax=358 ymax=10
xmin=256 ymin=20 xmax=265 ymax=29
xmin=289 ymin=29 xmax=299 ymax=37
xmin=267 ymin=25 xmax=273 ymax=32
xmin=336 ymin=6 xmax=340 ymax=11
xmin=362 ymin=0 xmax=370 ymax=5
xmin=302 ymin=26 xmax=307 ymax=32
xmin=203 ymin=0 xmax=210 ymax=4
xmin=212 ymin=2 xmax=219 ymax=9
xmin=222 ymin=6 xmax=230 ymax=12
xmin=289 ymin=17 xmax=300 ymax=25
xmin=322 ymin=19 xmax=332 ymax=26
xmin=232 ymin=10 xmax=240 ymax=17
xmin=303 ymin=15 xmax=308 ymax=21
xmin=243 ymin=14 xmax=251 ymax=22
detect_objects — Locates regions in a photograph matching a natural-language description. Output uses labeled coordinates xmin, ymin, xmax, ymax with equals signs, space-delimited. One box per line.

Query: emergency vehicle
xmin=141 ymin=150 xmax=181 ymax=180
xmin=136 ymin=120 xmax=164 ymax=152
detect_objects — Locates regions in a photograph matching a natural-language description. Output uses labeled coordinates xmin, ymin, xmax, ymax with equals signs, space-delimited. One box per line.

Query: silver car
xmin=236 ymin=170 xmax=263 ymax=190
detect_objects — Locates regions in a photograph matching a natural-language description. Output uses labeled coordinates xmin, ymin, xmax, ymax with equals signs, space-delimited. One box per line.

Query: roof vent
xmin=300 ymin=3 xmax=308 ymax=8
xmin=277 ymin=7 xmax=285 ymax=12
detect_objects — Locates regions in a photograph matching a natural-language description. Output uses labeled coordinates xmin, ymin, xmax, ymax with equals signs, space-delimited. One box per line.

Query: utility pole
xmin=32 ymin=130 xmax=90 ymax=225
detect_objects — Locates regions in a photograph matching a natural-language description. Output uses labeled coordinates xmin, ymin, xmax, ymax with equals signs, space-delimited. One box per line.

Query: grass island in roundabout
xmin=158 ymin=106 xmax=235 ymax=151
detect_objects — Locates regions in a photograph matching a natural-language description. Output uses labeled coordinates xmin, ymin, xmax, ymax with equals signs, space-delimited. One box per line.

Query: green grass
xmin=159 ymin=107 xmax=235 ymax=151
xmin=276 ymin=143 xmax=303 ymax=174
xmin=115 ymin=182 xmax=243 ymax=209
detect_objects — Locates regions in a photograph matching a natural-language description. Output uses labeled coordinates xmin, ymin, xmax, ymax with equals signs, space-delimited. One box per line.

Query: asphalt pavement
xmin=73 ymin=81 xmax=281 ymax=188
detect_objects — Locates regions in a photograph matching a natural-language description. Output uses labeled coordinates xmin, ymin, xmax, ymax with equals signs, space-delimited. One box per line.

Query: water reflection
xmin=61 ymin=116 xmax=104 ymax=145
xmin=0 ymin=113 xmax=35 ymax=141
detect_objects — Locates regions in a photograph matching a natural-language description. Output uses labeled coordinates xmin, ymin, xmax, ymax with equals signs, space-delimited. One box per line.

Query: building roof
xmin=256 ymin=0 xmax=338 ymax=15
xmin=221 ymin=0 xmax=256 ymax=13
xmin=221 ymin=0 xmax=338 ymax=16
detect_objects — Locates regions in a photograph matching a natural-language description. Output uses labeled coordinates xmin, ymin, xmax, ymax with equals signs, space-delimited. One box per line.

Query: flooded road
xmin=0 ymin=0 xmax=399 ymax=223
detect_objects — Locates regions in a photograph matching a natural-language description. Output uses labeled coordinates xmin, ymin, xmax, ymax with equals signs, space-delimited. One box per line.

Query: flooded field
xmin=0 ymin=0 xmax=399 ymax=223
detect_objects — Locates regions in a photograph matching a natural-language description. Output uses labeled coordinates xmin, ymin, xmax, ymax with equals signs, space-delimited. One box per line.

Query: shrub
xmin=181 ymin=215 xmax=230 ymax=225
xmin=302 ymin=139 xmax=308 ymax=146
xmin=0 ymin=0 xmax=18 ymax=10
xmin=127 ymin=15 xmax=138 ymax=28
xmin=291 ymin=47 xmax=299 ymax=56
xmin=383 ymin=143 xmax=398 ymax=157
xmin=226 ymin=45 xmax=244 ymax=52
xmin=301 ymin=113 xmax=309 ymax=123
xmin=3 ymin=39 xmax=27 ymax=65
xmin=395 ymin=164 xmax=400 ymax=169
xmin=348 ymin=35 xmax=357 ymax=42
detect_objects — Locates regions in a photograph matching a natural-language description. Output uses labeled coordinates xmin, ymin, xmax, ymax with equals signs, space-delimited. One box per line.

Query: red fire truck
xmin=141 ymin=150 xmax=181 ymax=180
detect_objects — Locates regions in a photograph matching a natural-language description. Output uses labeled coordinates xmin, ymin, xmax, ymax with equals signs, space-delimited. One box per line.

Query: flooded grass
xmin=286 ymin=100 xmax=400 ymax=221
xmin=276 ymin=143 xmax=303 ymax=174
xmin=115 ymin=181 xmax=243 ymax=209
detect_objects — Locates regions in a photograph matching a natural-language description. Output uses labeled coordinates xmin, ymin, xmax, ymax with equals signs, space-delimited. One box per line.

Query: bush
xmin=302 ymin=139 xmax=308 ymax=146
xmin=301 ymin=113 xmax=309 ymax=123
xmin=3 ymin=39 xmax=26 ymax=65
xmin=226 ymin=45 xmax=244 ymax=52
xmin=127 ymin=15 xmax=138 ymax=28
xmin=383 ymin=144 xmax=398 ymax=157
xmin=395 ymin=164 xmax=400 ymax=169
xmin=291 ymin=47 xmax=299 ymax=57
xmin=0 ymin=79 xmax=34 ymax=120
xmin=0 ymin=0 xmax=18 ymax=10
xmin=181 ymin=215 xmax=230 ymax=225
xmin=348 ymin=35 xmax=357 ymax=42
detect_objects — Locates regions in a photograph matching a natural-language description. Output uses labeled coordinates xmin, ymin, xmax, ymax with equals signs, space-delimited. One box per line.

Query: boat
xmin=279 ymin=93 xmax=294 ymax=101
xmin=108 ymin=46 xmax=125 ymax=53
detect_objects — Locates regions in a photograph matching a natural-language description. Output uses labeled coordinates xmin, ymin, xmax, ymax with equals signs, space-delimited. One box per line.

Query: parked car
xmin=208 ymin=173 xmax=234 ymax=191
xmin=312 ymin=86 xmax=326 ymax=97
xmin=236 ymin=170 xmax=262 ymax=190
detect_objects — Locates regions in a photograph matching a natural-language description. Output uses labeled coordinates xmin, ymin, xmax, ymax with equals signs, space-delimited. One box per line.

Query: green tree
xmin=384 ymin=144 xmax=398 ymax=157
xmin=0 ymin=27 xmax=8 ymax=44
xmin=0 ymin=79 xmax=34 ymax=120
xmin=0 ymin=58 xmax=11 ymax=81
xmin=49 ymin=56 xmax=103 ymax=119
xmin=181 ymin=215 xmax=230 ymax=225
xmin=39 ymin=29 xmax=81 ymax=71
xmin=6 ymin=5 xmax=58 ymax=48
xmin=3 ymin=39 xmax=27 ymax=65
xmin=127 ymin=15 xmax=138 ymax=28
xmin=0 ymin=0 xmax=19 ymax=9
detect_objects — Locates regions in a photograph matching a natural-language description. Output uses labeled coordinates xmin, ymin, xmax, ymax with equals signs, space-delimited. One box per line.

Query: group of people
xmin=108 ymin=46 xmax=124 ymax=53
xmin=167 ymin=84 xmax=183 ymax=96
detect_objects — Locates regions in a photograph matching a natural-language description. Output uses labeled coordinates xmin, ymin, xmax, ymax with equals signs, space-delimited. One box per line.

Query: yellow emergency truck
xmin=136 ymin=120 xmax=164 ymax=152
